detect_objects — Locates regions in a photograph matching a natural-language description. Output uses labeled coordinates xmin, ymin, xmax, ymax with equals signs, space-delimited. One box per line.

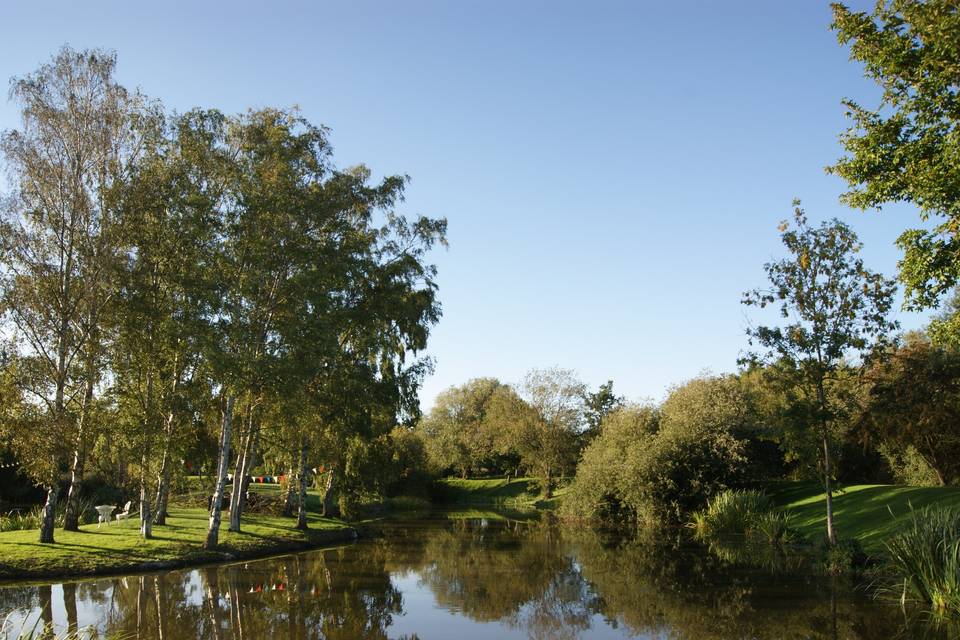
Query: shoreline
xmin=0 ymin=508 xmax=361 ymax=584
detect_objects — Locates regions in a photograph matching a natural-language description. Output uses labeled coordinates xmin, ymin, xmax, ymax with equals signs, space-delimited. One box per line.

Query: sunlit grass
xmin=0 ymin=504 xmax=352 ymax=580
xmin=434 ymin=477 xmax=569 ymax=508
xmin=767 ymin=482 xmax=960 ymax=550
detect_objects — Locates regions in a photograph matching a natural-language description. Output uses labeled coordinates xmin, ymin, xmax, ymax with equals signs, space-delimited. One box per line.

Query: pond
xmin=0 ymin=510 xmax=948 ymax=639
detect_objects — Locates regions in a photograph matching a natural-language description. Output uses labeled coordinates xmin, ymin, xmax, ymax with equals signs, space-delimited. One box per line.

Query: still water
xmin=0 ymin=511 xmax=948 ymax=639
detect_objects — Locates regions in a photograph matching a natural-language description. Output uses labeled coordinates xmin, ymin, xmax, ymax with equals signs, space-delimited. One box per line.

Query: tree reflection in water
xmin=0 ymin=514 xmax=952 ymax=639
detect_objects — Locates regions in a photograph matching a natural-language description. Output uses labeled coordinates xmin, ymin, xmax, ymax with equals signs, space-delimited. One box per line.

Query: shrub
xmin=564 ymin=376 xmax=753 ymax=526
xmin=817 ymin=537 xmax=867 ymax=575
xmin=560 ymin=405 xmax=658 ymax=523
xmin=882 ymin=505 xmax=960 ymax=615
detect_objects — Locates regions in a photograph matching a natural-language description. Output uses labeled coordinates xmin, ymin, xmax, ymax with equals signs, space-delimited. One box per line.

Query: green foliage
xmin=877 ymin=442 xmax=941 ymax=487
xmin=561 ymin=404 xmax=658 ymax=522
xmin=882 ymin=505 xmax=960 ymax=615
xmin=830 ymin=1 xmax=960 ymax=308
xmin=688 ymin=489 xmax=803 ymax=547
xmin=460 ymin=368 xmax=586 ymax=498
xmin=565 ymin=376 xmax=751 ymax=526
xmin=581 ymin=379 xmax=623 ymax=442
xmin=417 ymin=378 xmax=513 ymax=477
xmin=754 ymin=510 xmax=800 ymax=545
xmin=861 ymin=333 xmax=960 ymax=486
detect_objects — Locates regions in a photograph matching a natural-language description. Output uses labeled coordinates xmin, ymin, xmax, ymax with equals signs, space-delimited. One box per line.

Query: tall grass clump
xmin=688 ymin=489 xmax=771 ymax=539
xmin=0 ymin=496 xmax=98 ymax=532
xmin=883 ymin=505 xmax=960 ymax=616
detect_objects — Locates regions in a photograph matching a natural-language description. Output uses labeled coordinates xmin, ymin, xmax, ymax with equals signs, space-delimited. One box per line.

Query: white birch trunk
xmin=205 ymin=395 xmax=235 ymax=549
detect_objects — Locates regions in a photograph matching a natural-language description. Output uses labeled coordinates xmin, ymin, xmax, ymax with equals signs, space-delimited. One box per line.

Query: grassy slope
xmin=767 ymin=481 xmax=960 ymax=550
xmin=433 ymin=477 xmax=568 ymax=508
xmin=0 ymin=487 xmax=353 ymax=580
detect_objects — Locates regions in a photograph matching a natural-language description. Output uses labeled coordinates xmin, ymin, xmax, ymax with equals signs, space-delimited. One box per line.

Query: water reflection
xmin=0 ymin=513 xmax=948 ymax=639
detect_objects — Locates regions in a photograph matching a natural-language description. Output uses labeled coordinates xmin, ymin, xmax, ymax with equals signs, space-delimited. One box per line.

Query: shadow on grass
xmin=768 ymin=482 xmax=960 ymax=549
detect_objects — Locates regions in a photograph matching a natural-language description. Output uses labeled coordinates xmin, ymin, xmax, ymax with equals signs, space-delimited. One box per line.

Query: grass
xmin=432 ymin=477 xmax=569 ymax=508
xmin=0 ymin=498 xmax=354 ymax=581
xmin=766 ymin=481 xmax=960 ymax=551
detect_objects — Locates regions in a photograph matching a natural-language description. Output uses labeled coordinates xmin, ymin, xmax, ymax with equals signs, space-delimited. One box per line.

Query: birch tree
xmin=0 ymin=47 xmax=157 ymax=541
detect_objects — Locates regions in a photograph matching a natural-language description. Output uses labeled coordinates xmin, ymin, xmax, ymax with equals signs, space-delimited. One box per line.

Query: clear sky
xmin=0 ymin=1 xmax=936 ymax=408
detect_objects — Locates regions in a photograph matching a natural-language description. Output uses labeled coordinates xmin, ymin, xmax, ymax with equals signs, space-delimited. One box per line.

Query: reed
xmin=688 ymin=489 xmax=771 ymax=539
xmin=882 ymin=505 xmax=960 ymax=616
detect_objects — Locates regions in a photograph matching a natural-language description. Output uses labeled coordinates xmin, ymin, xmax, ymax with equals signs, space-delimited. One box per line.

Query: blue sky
xmin=1 ymin=1 xmax=935 ymax=408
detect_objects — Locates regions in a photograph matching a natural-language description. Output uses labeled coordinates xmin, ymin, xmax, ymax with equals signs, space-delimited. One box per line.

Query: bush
xmin=564 ymin=376 xmax=752 ymax=526
xmin=882 ymin=505 xmax=960 ymax=615
xmin=560 ymin=405 xmax=658 ymax=523
xmin=818 ymin=537 xmax=867 ymax=575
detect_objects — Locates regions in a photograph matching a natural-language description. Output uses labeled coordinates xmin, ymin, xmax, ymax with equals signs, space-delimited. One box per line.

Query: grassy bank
xmin=767 ymin=481 xmax=960 ymax=550
xmin=0 ymin=506 xmax=355 ymax=581
xmin=433 ymin=477 xmax=568 ymax=508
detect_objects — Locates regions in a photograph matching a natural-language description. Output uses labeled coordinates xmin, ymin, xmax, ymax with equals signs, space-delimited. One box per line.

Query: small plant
xmin=882 ymin=505 xmax=960 ymax=616
xmin=817 ymin=537 xmax=866 ymax=575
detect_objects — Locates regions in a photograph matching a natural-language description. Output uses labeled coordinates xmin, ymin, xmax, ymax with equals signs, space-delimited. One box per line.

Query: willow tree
xmin=0 ymin=47 xmax=157 ymax=541
xmin=742 ymin=203 xmax=897 ymax=544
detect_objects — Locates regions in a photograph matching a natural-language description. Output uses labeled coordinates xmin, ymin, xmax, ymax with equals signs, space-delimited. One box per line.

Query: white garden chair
xmin=115 ymin=501 xmax=133 ymax=524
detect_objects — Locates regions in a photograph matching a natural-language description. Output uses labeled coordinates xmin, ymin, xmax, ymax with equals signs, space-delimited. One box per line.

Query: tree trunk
xmin=205 ymin=395 xmax=235 ymax=550
xmin=822 ymin=430 xmax=836 ymax=545
xmin=544 ymin=469 xmax=553 ymax=499
xmin=64 ymin=581 xmax=78 ymax=635
xmin=39 ymin=584 xmax=53 ymax=639
xmin=227 ymin=400 xmax=255 ymax=529
xmin=153 ymin=409 xmax=177 ymax=525
xmin=321 ymin=468 xmax=337 ymax=517
xmin=238 ymin=433 xmax=259 ymax=514
xmin=229 ymin=412 xmax=258 ymax=532
xmin=153 ymin=443 xmax=171 ymax=526
xmin=62 ymin=445 xmax=85 ymax=531
xmin=282 ymin=467 xmax=296 ymax=517
xmin=63 ymin=341 xmax=97 ymax=531
xmin=296 ymin=439 xmax=309 ymax=530
xmin=140 ymin=454 xmax=153 ymax=539
xmin=818 ymin=381 xmax=837 ymax=546
xmin=39 ymin=484 xmax=58 ymax=544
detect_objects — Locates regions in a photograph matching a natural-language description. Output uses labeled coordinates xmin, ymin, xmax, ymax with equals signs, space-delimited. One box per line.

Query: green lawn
xmin=0 ymin=504 xmax=354 ymax=581
xmin=767 ymin=481 xmax=960 ymax=550
xmin=433 ymin=477 xmax=569 ymax=508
